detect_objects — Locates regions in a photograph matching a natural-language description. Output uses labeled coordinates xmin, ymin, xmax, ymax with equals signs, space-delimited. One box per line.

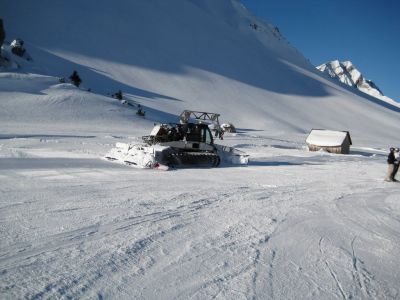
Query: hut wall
xmin=307 ymin=144 xmax=346 ymax=154
xmin=341 ymin=139 xmax=351 ymax=154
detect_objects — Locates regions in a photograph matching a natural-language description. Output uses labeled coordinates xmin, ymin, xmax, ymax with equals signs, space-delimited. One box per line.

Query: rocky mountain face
xmin=317 ymin=60 xmax=398 ymax=107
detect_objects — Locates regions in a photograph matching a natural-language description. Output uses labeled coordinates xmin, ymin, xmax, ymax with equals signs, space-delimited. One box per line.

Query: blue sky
xmin=240 ymin=0 xmax=400 ymax=102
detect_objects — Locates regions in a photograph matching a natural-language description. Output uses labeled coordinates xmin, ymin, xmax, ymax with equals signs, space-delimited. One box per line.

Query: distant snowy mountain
xmin=317 ymin=60 xmax=399 ymax=108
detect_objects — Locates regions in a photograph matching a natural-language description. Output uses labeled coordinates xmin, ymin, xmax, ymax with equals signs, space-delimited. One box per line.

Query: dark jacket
xmin=0 ymin=19 xmax=5 ymax=46
xmin=387 ymin=151 xmax=395 ymax=164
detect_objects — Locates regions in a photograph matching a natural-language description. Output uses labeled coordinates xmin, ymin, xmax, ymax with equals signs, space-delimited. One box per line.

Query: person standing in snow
xmin=0 ymin=19 xmax=5 ymax=57
xmin=0 ymin=19 xmax=5 ymax=45
xmin=385 ymin=147 xmax=397 ymax=182
xmin=392 ymin=148 xmax=400 ymax=181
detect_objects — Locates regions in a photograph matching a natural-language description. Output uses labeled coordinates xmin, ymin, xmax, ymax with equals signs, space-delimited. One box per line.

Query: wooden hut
xmin=306 ymin=129 xmax=352 ymax=154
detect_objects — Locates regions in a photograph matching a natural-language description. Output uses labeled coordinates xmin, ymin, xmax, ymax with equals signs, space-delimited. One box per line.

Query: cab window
xmin=202 ymin=127 xmax=213 ymax=144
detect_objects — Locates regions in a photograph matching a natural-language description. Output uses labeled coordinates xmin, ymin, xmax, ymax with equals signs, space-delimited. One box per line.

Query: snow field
xmin=0 ymin=133 xmax=399 ymax=299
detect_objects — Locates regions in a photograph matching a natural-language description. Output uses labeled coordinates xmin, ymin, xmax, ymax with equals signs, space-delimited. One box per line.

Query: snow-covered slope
xmin=317 ymin=60 xmax=400 ymax=108
xmin=0 ymin=73 xmax=153 ymax=135
xmin=2 ymin=0 xmax=400 ymax=147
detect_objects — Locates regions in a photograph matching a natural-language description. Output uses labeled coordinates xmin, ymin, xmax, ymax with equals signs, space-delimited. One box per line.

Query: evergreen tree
xmin=115 ymin=90 xmax=123 ymax=100
xmin=69 ymin=71 xmax=82 ymax=87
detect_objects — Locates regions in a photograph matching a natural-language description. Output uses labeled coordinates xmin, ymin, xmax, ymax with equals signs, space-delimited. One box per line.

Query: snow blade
xmin=105 ymin=142 xmax=161 ymax=169
xmin=214 ymin=144 xmax=249 ymax=165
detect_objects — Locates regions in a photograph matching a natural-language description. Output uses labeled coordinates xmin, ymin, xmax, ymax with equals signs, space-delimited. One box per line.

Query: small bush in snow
xmin=115 ymin=90 xmax=123 ymax=100
xmin=136 ymin=104 xmax=145 ymax=117
xmin=250 ymin=23 xmax=258 ymax=30
xmin=69 ymin=70 xmax=82 ymax=87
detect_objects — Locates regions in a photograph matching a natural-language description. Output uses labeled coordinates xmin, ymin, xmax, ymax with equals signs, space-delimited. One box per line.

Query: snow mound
xmin=0 ymin=72 xmax=152 ymax=135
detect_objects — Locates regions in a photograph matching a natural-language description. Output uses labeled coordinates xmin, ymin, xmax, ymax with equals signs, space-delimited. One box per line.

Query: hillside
xmin=2 ymin=0 xmax=400 ymax=147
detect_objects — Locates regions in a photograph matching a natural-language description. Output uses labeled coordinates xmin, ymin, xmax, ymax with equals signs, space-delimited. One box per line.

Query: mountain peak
xmin=317 ymin=60 xmax=397 ymax=106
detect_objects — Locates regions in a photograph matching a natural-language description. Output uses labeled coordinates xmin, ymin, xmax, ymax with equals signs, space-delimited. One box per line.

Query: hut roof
xmin=306 ymin=129 xmax=352 ymax=147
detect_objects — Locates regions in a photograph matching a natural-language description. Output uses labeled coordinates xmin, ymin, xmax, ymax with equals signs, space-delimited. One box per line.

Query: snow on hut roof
xmin=306 ymin=129 xmax=351 ymax=147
